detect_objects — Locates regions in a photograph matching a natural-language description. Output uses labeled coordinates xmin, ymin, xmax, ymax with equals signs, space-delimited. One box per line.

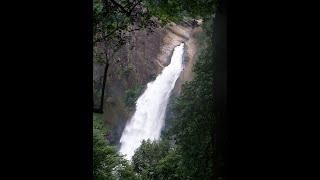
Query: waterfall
xmin=119 ymin=43 xmax=185 ymax=160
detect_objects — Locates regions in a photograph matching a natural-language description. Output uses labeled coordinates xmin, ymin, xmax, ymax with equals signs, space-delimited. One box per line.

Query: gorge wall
xmin=93 ymin=20 xmax=203 ymax=145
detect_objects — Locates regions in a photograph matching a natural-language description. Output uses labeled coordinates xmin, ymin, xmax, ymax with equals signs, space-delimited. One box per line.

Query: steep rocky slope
xmin=93 ymin=20 xmax=202 ymax=145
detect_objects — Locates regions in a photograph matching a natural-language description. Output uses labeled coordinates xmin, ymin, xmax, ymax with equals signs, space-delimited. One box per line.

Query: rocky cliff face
xmin=93 ymin=20 xmax=202 ymax=145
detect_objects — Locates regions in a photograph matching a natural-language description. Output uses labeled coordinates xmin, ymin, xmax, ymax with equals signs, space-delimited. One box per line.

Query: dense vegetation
xmin=93 ymin=18 xmax=215 ymax=179
xmin=131 ymin=19 xmax=215 ymax=179
xmin=169 ymin=20 xmax=215 ymax=179
xmin=93 ymin=0 xmax=217 ymax=179
xmin=124 ymin=83 xmax=144 ymax=109
xmin=94 ymin=114 xmax=137 ymax=180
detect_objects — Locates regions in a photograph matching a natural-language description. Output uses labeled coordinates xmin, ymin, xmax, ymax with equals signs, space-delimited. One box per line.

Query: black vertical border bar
xmin=213 ymin=0 xmax=227 ymax=179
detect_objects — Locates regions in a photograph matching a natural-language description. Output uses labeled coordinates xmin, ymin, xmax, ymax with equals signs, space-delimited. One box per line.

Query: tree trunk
xmin=93 ymin=53 xmax=109 ymax=114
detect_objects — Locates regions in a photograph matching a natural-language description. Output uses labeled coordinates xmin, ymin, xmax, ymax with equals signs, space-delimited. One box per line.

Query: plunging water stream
xmin=119 ymin=43 xmax=185 ymax=160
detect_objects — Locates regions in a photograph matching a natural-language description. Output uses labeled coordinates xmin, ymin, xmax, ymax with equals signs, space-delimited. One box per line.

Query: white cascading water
xmin=119 ymin=43 xmax=185 ymax=160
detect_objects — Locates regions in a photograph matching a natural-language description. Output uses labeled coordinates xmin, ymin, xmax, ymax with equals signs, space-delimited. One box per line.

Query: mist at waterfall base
xmin=119 ymin=43 xmax=185 ymax=160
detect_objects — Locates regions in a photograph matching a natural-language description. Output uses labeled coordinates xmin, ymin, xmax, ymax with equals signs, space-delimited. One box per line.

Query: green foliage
xmin=93 ymin=113 xmax=110 ymax=134
xmin=93 ymin=128 xmax=118 ymax=180
xmin=93 ymin=114 xmax=137 ymax=180
xmin=93 ymin=0 xmax=158 ymax=44
xmin=131 ymin=139 xmax=183 ymax=180
xmin=197 ymin=18 xmax=214 ymax=47
xmin=112 ymin=158 xmax=138 ymax=180
xmin=145 ymin=0 xmax=216 ymax=25
xmin=168 ymin=18 xmax=215 ymax=179
xmin=93 ymin=18 xmax=216 ymax=180
xmin=128 ymin=13 xmax=215 ymax=180
xmin=154 ymin=148 xmax=185 ymax=180
xmin=125 ymin=83 xmax=144 ymax=108
xmin=94 ymin=0 xmax=216 ymax=43
xmin=126 ymin=18 xmax=216 ymax=180
xmin=95 ymin=57 xmax=105 ymax=65
xmin=144 ymin=0 xmax=183 ymax=26
xmin=93 ymin=1 xmax=217 ymax=179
